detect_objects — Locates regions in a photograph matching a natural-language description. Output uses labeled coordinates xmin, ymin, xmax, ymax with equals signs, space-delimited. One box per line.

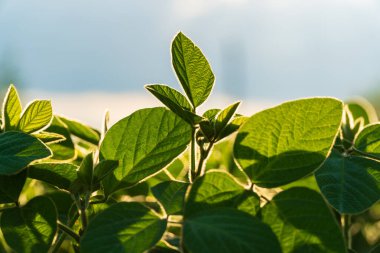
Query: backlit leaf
xmin=18 ymin=100 xmax=52 ymax=133
xmin=261 ymin=187 xmax=346 ymax=253
xmin=1 ymin=196 xmax=57 ymax=253
xmin=183 ymin=208 xmax=281 ymax=253
xmin=234 ymin=98 xmax=343 ymax=188
xmin=0 ymin=131 xmax=51 ymax=175
xmin=315 ymin=150 xmax=380 ymax=214
xmin=171 ymin=32 xmax=214 ymax=107
xmin=2 ymin=84 xmax=22 ymax=131
xmin=81 ymin=202 xmax=167 ymax=253
xmin=185 ymin=171 xmax=260 ymax=217
xmin=100 ymin=107 xmax=192 ymax=196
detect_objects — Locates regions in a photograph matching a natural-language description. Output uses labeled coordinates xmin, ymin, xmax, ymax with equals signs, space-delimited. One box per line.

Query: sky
xmin=0 ymin=0 xmax=380 ymax=103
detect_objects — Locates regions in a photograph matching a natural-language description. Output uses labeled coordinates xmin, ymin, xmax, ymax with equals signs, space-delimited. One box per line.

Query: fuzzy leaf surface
xmin=261 ymin=187 xmax=346 ymax=253
xmin=234 ymin=98 xmax=343 ymax=187
xmin=100 ymin=107 xmax=192 ymax=195
xmin=315 ymin=151 xmax=380 ymax=214
xmin=171 ymin=32 xmax=214 ymax=107
xmin=80 ymin=202 xmax=167 ymax=253
xmin=0 ymin=131 xmax=51 ymax=175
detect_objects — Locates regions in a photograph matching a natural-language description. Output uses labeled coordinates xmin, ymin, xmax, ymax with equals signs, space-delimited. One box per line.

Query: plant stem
xmin=49 ymin=213 xmax=79 ymax=253
xmin=351 ymin=147 xmax=380 ymax=162
xmin=0 ymin=204 xmax=16 ymax=213
xmin=189 ymin=127 xmax=197 ymax=183
xmin=341 ymin=214 xmax=352 ymax=249
xmin=195 ymin=143 xmax=213 ymax=178
xmin=57 ymin=221 xmax=80 ymax=243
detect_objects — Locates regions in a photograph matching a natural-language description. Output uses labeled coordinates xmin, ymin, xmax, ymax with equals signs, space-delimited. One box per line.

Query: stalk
xmin=57 ymin=221 xmax=80 ymax=243
xmin=189 ymin=127 xmax=197 ymax=183
xmin=195 ymin=143 xmax=213 ymax=178
xmin=341 ymin=214 xmax=352 ymax=249
xmin=49 ymin=212 xmax=79 ymax=253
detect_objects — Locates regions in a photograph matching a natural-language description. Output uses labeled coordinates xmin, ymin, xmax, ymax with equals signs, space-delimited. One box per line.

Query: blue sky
xmin=0 ymin=0 xmax=380 ymax=101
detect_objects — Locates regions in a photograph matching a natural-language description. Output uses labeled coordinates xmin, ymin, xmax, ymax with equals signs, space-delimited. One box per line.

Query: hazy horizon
xmin=1 ymin=0 xmax=380 ymax=101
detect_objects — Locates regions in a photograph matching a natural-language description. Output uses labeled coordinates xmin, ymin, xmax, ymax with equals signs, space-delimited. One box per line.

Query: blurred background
xmin=1 ymin=0 xmax=380 ymax=125
xmin=0 ymin=1 xmax=380 ymax=252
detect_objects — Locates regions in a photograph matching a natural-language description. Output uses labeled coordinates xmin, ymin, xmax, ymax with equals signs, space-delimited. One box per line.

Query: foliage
xmin=0 ymin=32 xmax=379 ymax=253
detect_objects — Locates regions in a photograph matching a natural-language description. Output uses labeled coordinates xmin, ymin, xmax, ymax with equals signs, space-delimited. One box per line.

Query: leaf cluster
xmin=0 ymin=32 xmax=379 ymax=253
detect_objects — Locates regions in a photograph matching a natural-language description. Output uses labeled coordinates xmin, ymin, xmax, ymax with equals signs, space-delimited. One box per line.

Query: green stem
xmin=195 ymin=143 xmax=213 ymax=178
xmin=49 ymin=213 xmax=79 ymax=253
xmin=0 ymin=204 xmax=16 ymax=213
xmin=189 ymin=127 xmax=197 ymax=183
xmin=57 ymin=221 xmax=80 ymax=243
xmin=351 ymin=147 xmax=380 ymax=162
xmin=341 ymin=214 xmax=352 ymax=249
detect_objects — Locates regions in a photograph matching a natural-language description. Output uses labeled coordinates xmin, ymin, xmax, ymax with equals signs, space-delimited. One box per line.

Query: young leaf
xmin=183 ymin=208 xmax=282 ymax=253
xmin=214 ymin=101 xmax=240 ymax=138
xmin=185 ymin=171 xmax=260 ymax=217
xmin=217 ymin=116 xmax=247 ymax=141
xmin=354 ymin=123 xmax=380 ymax=159
xmin=93 ymin=160 xmax=119 ymax=182
xmin=1 ymin=196 xmax=58 ymax=253
xmin=202 ymin=109 xmax=220 ymax=120
xmin=171 ymin=32 xmax=215 ymax=107
xmin=2 ymin=84 xmax=22 ymax=131
xmin=77 ymin=152 xmax=94 ymax=191
xmin=28 ymin=163 xmax=78 ymax=191
xmin=80 ymin=202 xmax=167 ymax=253
xmin=0 ymin=170 xmax=27 ymax=204
xmin=346 ymin=98 xmax=378 ymax=125
xmin=261 ymin=187 xmax=346 ymax=253
xmin=234 ymin=98 xmax=343 ymax=188
xmin=145 ymin=84 xmax=202 ymax=125
xmin=46 ymin=116 xmax=76 ymax=161
xmin=33 ymin=131 xmax=66 ymax=144
xmin=18 ymin=100 xmax=52 ymax=133
xmin=152 ymin=181 xmax=189 ymax=215
xmin=100 ymin=107 xmax=192 ymax=196
xmin=0 ymin=131 xmax=51 ymax=175
xmin=57 ymin=116 xmax=100 ymax=145
xmin=315 ymin=150 xmax=380 ymax=214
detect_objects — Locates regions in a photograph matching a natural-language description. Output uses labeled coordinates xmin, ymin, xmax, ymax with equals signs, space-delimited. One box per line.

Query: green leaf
xmin=18 ymin=100 xmax=52 ymax=133
xmin=28 ymin=163 xmax=78 ymax=190
xmin=57 ymin=116 xmax=100 ymax=145
xmin=33 ymin=131 xmax=66 ymax=144
xmin=185 ymin=171 xmax=260 ymax=217
xmin=93 ymin=160 xmax=119 ymax=183
xmin=44 ymin=191 xmax=74 ymax=224
xmin=2 ymin=84 xmax=22 ymax=131
xmin=145 ymin=84 xmax=202 ymax=125
xmin=152 ymin=181 xmax=189 ymax=215
xmin=369 ymin=244 xmax=380 ymax=253
xmin=234 ymin=98 xmax=343 ymax=188
xmin=80 ymin=202 xmax=167 ymax=253
xmin=315 ymin=150 xmax=380 ymax=214
xmin=1 ymin=196 xmax=58 ymax=253
xmin=214 ymin=101 xmax=240 ymax=138
xmin=202 ymin=109 xmax=220 ymax=120
xmin=171 ymin=32 xmax=215 ymax=107
xmin=183 ymin=208 xmax=281 ymax=253
xmin=46 ymin=116 xmax=76 ymax=161
xmin=77 ymin=152 xmax=94 ymax=191
xmin=0 ymin=170 xmax=27 ymax=204
xmin=217 ymin=116 xmax=247 ymax=141
xmin=346 ymin=98 xmax=378 ymax=125
xmin=355 ymin=123 xmax=380 ymax=159
xmin=100 ymin=107 xmax=192 ymax=196
xmin=261 ymin=187 xmax=346 ymax=253
xmin=0 ymin=131 xmax=51 ymax=175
